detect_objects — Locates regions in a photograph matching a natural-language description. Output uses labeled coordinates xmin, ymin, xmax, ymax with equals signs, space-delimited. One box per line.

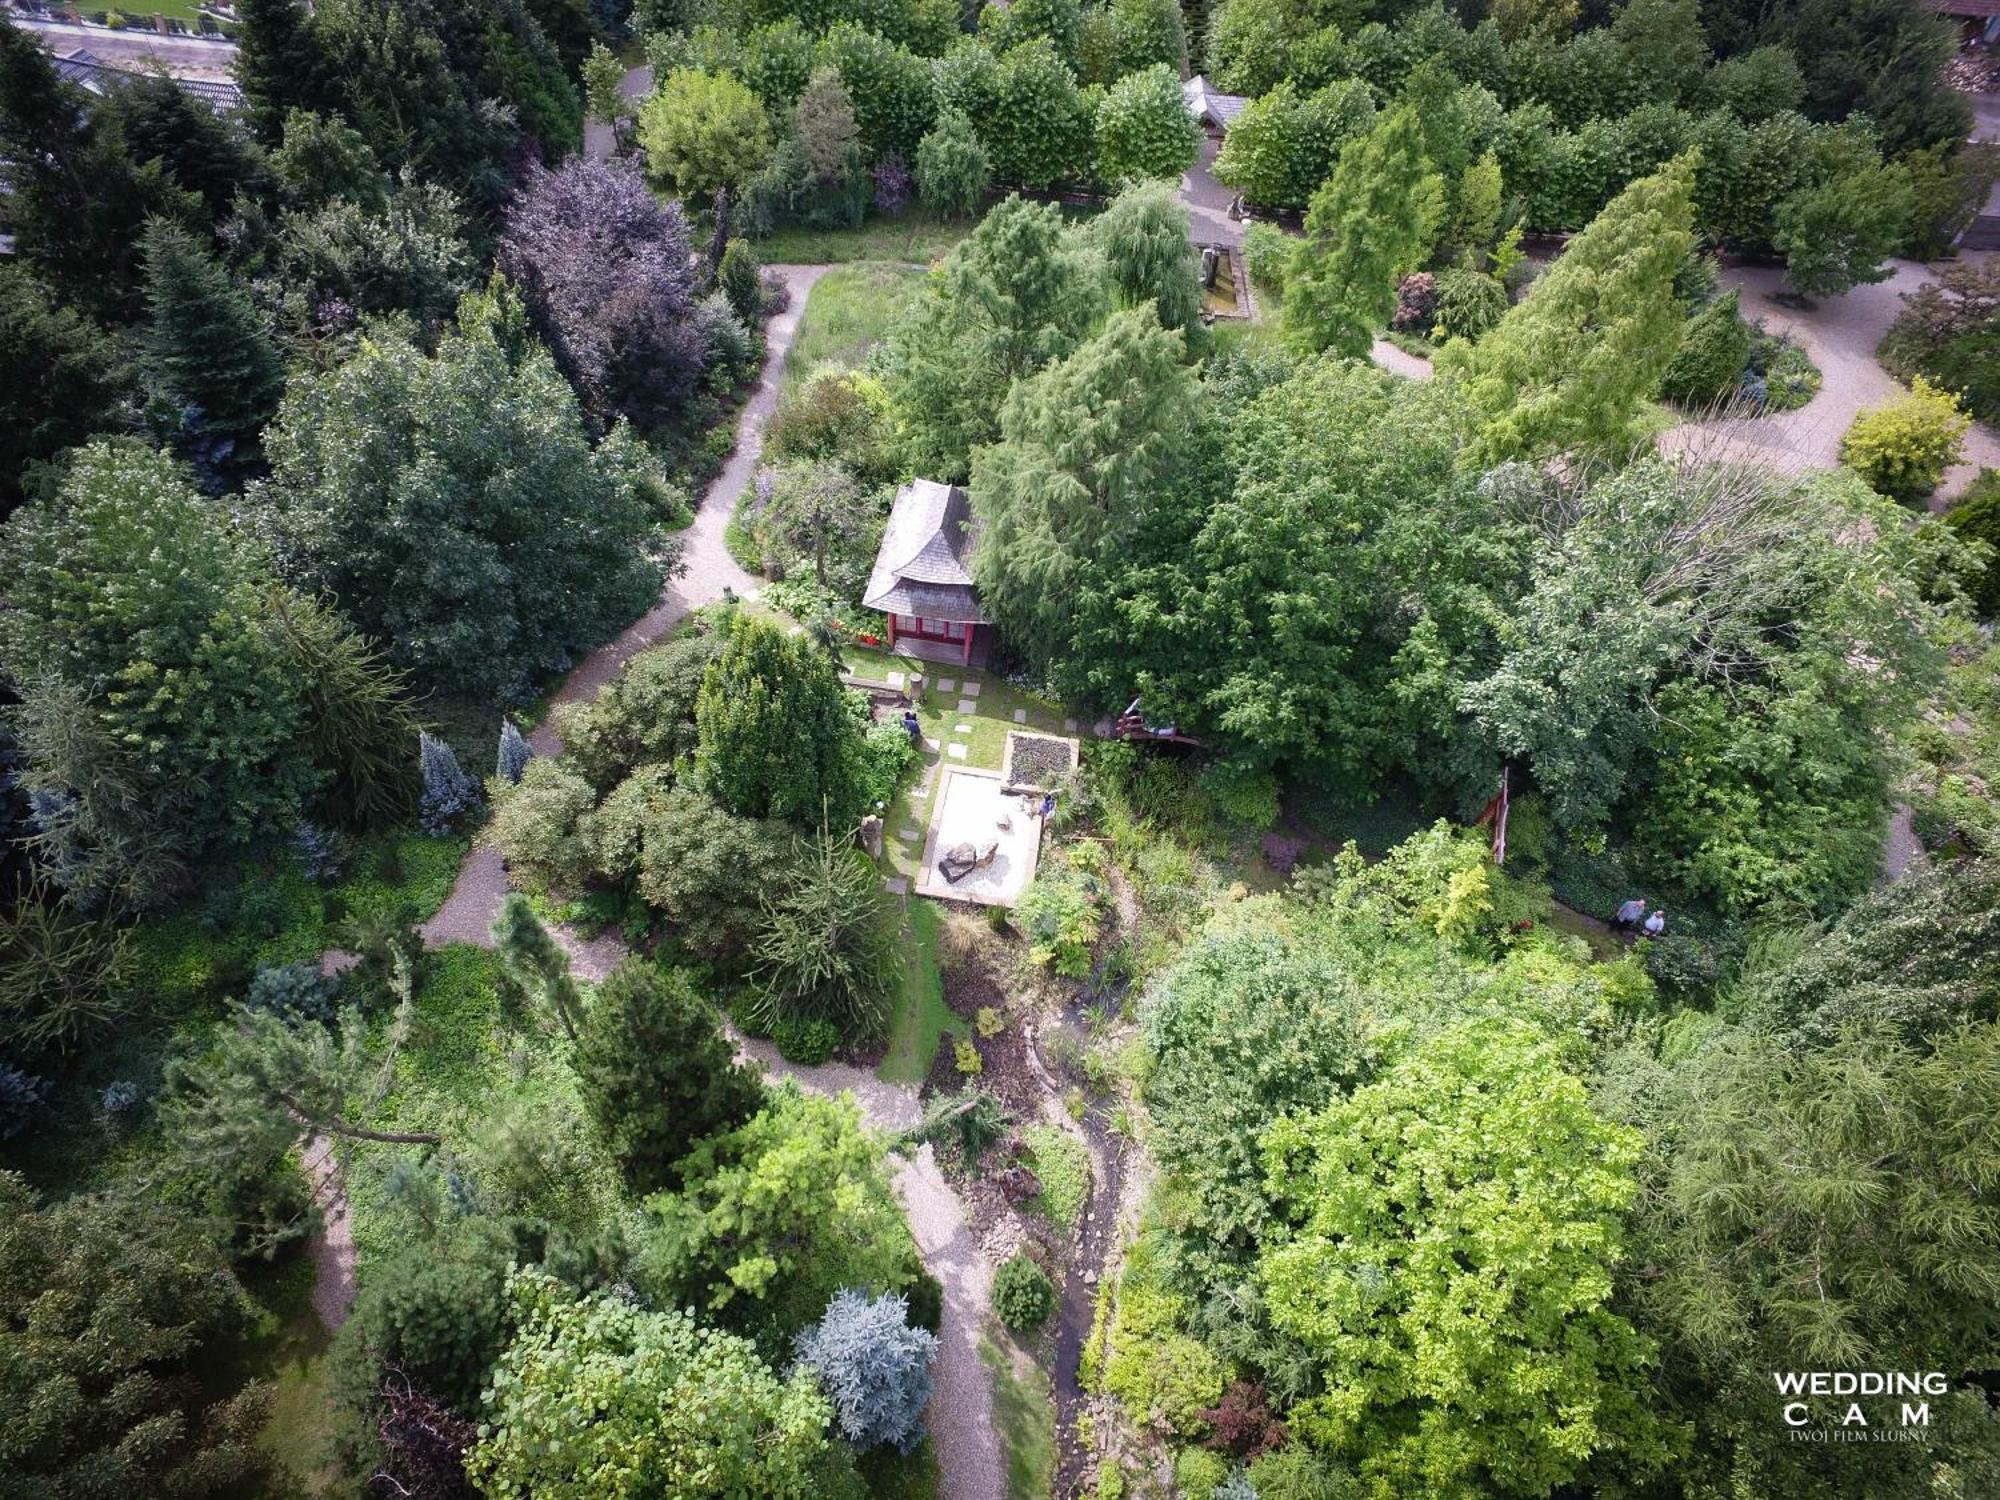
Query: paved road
xmin=9 ymin=14 xmax=238 ymax=78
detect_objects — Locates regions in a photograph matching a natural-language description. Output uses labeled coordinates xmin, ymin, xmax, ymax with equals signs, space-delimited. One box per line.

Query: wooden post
xmin=962 ymin=626 xmax=973 ymax=666
xmin=886 ymin=613 xmax=898 ymax=649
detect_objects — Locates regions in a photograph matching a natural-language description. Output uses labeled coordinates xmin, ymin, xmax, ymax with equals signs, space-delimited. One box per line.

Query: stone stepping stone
xmin=937 ymin=677 xmax=957 ymax=692
xmin=963 ymin=681 xmax=983 ymax=697
xmin=948 ymin=743 xmax=967 ymax=760
xmin=955 ymin=724 xmax=972 ymax=735
xmin=957 ymin=698 xmax=976 ymax=713
xmin=899 ymin=826 xmax=922 ymax=841
xmin=883 ymin=876 xmax=909 ymax=894
xmin=886 ymin=670 xmax=905 ymax=688
xmin=1012 ymin=709 xmax=1027 ymax=723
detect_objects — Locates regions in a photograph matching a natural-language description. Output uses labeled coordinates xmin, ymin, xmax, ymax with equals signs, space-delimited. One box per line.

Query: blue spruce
xmin=419 ymin=730 xmax=480 ymax=834
xmin=794 ymin=1289 xmax=938 ymax=1453
xmin=496 ymin=718 xmax=534 ymax=785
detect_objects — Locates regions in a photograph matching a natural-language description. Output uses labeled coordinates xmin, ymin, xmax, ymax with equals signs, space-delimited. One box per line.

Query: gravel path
xmin=401 ymin=262 xmax=1006 ymax=1500
xmin=301 ymin=1135 xmax=359 ymax=1331
xmin=1660 ymin=258 xmax=2000 ymax=503
xmin=419 ymin=266 xmax=823 ymax=951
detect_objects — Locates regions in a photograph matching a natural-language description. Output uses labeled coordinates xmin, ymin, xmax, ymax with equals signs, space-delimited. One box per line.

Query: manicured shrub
xmin=495 ymin=720 xmax=533 ymax=785
xmin=244 ymin=960 xmax=344 ymax=1025
xmin=993 ymin=1252 xmax=1057 ymax=1330
xmin=1430 ymin=267 xmax=1508 ymax=344
xmin=489 ymin=757 xmax=598 ymax=892
xmin=290 ymin=820 xmax=343 ymax=882
xmin=0 ymin=1064 xmax=50 ymax=1140
xmin=1661 ymin=289 xmax=1752 ymax=405
xmin=1841 ymin=375 xmax=1971 ymax=504
xmin=1390 ymin=271 xmax=1437 ymax=334
xmin=773 ymin=1015 xmax=842 ymax=1064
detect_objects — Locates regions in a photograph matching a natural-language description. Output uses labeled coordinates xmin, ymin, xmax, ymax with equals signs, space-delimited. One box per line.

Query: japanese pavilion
xmin=863 ymin=479 xmax=989 ymax=666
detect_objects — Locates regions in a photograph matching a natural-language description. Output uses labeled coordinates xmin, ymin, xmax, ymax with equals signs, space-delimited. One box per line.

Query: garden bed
xmin=1003 ymin=729 xmax=1079 ymax=790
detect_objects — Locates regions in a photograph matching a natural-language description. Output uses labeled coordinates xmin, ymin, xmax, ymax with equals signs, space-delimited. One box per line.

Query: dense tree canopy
xmin=255 ymin=285 xmax=668 ymax=700
xmin=0 ymin=443 xmax=317 ymax=907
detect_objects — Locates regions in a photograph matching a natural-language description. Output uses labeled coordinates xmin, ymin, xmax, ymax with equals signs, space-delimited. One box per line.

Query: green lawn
xmin=753 ymin=214 xmax=977 ymax=267
xmin=100 ymin=0 xmax=216 ymax=24
xmin=879 ymin=899 xmax=966 ymax=1087
xmin=981 ymin=1334 xmax=1057 ymax=1500
xmin=780 ymin=261 xmax=927 ymax=394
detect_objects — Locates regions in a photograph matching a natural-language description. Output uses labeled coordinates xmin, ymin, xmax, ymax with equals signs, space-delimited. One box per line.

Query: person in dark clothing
xmin=902 ymin=709 xmax=922 ymax=746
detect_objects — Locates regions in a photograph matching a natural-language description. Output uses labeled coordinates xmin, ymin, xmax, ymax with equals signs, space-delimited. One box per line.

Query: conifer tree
xmin=969 ymin=305 xmax=1202 ymax=682
xmin=138 ymin=221 xmax=285 ymax=477
xmin=0 ymin=25 xmax=171 ymax=321
xmin=491 ymin=894 xmax=583 ymax=1043
xmin=496 ymin=719 xmax=534 ymax=784
xmin=571 ymin=961 xmax=764 ymax=1194
xmin=1437 ymin=155 xmax=1697 ymax=467
xmin=418 ymin=731 xmax=480 ymax=834
xmin=1282 ymin=105 xmax=1437 ymax=357
xmin=234 ymin=0 xmax=332 ymax=141
xmin=693 ymin=620 xmax=863 ymax=828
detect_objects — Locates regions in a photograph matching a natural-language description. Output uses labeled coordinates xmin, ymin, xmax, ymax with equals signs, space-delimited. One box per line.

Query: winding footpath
xmin=313 ymin=263 xmax=1005 ymax=1500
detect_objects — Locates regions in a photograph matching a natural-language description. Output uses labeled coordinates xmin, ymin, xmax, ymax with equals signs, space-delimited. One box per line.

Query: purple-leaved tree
xmin=499 ymin=157 xmax=708 ymax=431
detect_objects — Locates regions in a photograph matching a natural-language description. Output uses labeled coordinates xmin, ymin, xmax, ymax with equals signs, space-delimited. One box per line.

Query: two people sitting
xmin=1613 ymin=897 xmax=1667 ymax=937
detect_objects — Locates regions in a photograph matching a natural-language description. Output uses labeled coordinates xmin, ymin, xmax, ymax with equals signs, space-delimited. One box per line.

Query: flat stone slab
xmin=947 ymin=743 xmax=967 ymax=760
xmin=886 ymin=671 xmax=905 ymax=688
xmin=1012 ymin=709 xmax=1027 ymax=723
xmin=899 ymin=826 xmax=922 ymax=841
xmin=883 ymin=876 xmax=909 ymax=894
xmin=937 ymin=677 xmax=957 ymax=692
xmin=955 ymin=724 xmax=972 ymax=735
xmin=957 ymin=699 xmax=976 ymax=713
xmin=963 ymin=681 xmax=982 ymax=697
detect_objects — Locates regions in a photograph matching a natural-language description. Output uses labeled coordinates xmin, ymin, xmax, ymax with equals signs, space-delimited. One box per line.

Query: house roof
xmin=53 ymin=48 xmax=243 ymax=110
xmin=863 ymin=479 xmax=989 ymax=624
xmin=1183 ymin=75 xmax=1248 ymax=131
xmin=1931 ymin=0 xmax=2000 ymax=15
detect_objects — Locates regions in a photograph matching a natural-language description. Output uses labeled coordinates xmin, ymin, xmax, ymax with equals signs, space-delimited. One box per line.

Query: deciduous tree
xmin=1283 ymin=105 xmax=1437 ymax=357
xmin=1439 ymin=154 xmax=1696 ymax=465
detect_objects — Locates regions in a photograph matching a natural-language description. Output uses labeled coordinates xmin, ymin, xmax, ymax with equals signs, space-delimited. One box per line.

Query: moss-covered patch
xmin=1022 ymin=1123 xmax=1089 ymax=1230
xmin=981 ymin=1333 xmax=1057 ymax=1500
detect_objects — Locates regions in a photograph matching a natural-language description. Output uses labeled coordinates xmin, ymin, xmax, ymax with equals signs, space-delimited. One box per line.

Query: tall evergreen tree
xmin=969 ymin=306 xmax=1204 ymax=687
xmin=0 ymin=24 xmax=183 ymax=321
xmin=1282 ymin=104 xmax=1436 ymax=357
xmin=1438 ymin=155 xmax=1697 ymax=467
xmin=491 ymin=894 xmax=583 ymax=1043
xmin=138 ymin=221 xmax=286 ymax=478
xmin=571 ymin=961 xmax=764 ymax=1194
xmin=0 ymin=265 xmax=126 ymax=519
xmin=0 ymin=443 xmax=315 ymax=908
xmin=101 ymin=73 xmax=274 ymax=228
xmin=693 ymin=620 xmax=864 ymax=829
xmin=235 ymin=0 xmax=334 ymax=141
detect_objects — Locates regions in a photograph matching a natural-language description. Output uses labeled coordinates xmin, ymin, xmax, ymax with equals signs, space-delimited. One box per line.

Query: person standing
xmin=1613 ymin=897 xmax=1647 ymax=932
xmin=1642 ymin=909 xmax=1667 ymax=938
